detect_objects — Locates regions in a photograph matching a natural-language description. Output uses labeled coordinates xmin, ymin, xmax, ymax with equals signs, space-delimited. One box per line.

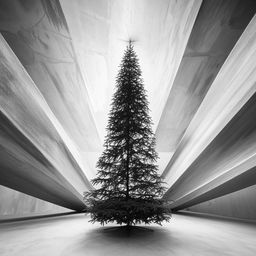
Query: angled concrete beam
xmin=163 ymin=56 xmax=256 ymax=210
xmin=0 ymin=34 xmax=92 ymax=211
xmin=162 ymin=15 xmax=256 ymax=192
xmin=165 ymin=90 xmax=256 ymax=201
xmin=156 ymin=0 xmax=256 ymax=153
xmin=0 ymin=0 xmax=101 ymax=152
xmin=149 ymin=0 xmax=203 ymax=129
xmin=168 ymin=158 xmax=256 ymax=211
xmin=186 ymin=183 xmax=256 ymax=220
xmin=0 ymin=185 xmax=68 ymax=216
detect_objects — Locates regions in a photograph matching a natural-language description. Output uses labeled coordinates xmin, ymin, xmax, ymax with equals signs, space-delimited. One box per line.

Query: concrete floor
xmin=0 ymin=213 xmax=256 ymax=256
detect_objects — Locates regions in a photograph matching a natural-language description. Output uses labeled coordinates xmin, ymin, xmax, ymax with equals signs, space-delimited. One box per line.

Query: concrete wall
xmin=156 ymin=0 xmax=256 ymax=153
xmin=0 ymin=0 xmax=101 ymax=152
xmin=0 ymin=0 xmax=95 ymax=211
xmin=163 ymin=13 xmax=256 ymax=211
xmin=0 ymin=185 xmax=69 ymax=218
xmin=0 ymin=33 xmax=90 ymax=210
xmin=186 ymin=185 xmax=256 ymax=220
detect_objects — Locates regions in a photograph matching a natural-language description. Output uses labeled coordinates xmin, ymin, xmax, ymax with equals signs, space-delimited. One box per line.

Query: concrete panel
xmin=187 ymin=184 xmax=256 ymax=220
xmin=165 ymin=91 xmax=256 ymax=207
xmin=0 ymin=186 xmax=68 ymax=218
xmin=156 ymin=0 xmax=256 ymax=153
xmin=163 ymin=88 xmax=256 ymax=210
xmin=167 ymin=163 xmax=256 ymax=211
xmin=162 ymin=14 xmax=256 ymax=190
xmin=0 ymin=0 xmax=101 ymax=152
xmin=0 ymin=34 xmax=91 ymax=210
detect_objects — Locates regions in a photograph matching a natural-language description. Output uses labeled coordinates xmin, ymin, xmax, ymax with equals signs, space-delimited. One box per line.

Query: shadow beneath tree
xmin=66 ymin=225 xmax=179 ymax=256
xmin=97 ymin=225 xmax=155 ymax=238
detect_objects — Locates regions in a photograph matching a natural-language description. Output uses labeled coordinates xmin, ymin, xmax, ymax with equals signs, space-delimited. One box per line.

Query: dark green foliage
xmin=84 ymin=42 xmax=171 ymax=226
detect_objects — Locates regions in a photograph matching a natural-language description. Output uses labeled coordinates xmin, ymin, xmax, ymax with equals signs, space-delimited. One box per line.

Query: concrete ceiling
xmin=0 ymin=0 xmax=256 ymax=211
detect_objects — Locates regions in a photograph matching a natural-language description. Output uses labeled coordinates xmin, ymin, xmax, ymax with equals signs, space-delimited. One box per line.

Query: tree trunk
xmin=125 ymin=58 xmax=131 ymax=201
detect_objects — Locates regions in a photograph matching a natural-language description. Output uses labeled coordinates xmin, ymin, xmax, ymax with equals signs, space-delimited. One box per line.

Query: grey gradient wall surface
xmin=0 ymin=185 xmax=69 ymax=218
xmin=0 ymin=0 xmax=256 ymax=220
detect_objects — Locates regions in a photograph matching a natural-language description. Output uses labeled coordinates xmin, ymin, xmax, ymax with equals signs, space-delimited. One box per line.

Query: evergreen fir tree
xmin=84 ymin=41 xmax=171 ymax=227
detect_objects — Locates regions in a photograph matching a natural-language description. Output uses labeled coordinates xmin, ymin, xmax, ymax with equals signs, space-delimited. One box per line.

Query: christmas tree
xmin=84 ymin=41 xmax=171 ymax=227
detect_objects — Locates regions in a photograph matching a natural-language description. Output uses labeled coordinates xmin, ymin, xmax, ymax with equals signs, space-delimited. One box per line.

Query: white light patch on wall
xmin=60 ymin=0 xmax=202 ymax=140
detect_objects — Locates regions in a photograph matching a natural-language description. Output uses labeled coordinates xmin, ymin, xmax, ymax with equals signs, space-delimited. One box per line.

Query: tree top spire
xmin=128 ymin=38 xmax=137 ymax=47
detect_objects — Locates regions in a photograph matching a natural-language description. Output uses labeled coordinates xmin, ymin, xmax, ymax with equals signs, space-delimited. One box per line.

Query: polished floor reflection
xmin=0 ymin=213 xmax=255 ymax=256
